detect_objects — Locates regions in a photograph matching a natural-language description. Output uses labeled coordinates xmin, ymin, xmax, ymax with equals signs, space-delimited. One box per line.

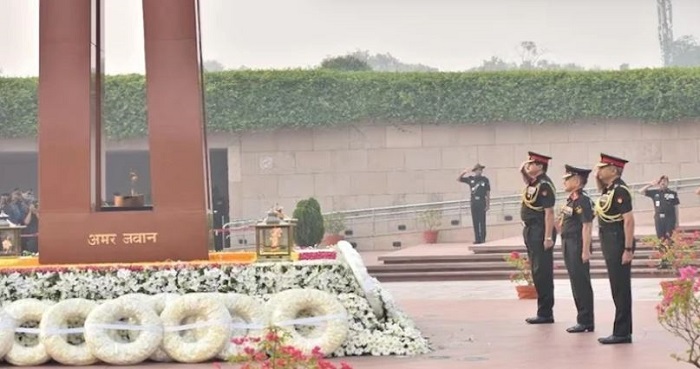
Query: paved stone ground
xmin=19 ymin=278 xmax=692 ymax=369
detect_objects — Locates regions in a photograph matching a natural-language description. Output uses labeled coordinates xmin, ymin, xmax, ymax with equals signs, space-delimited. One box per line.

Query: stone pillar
xmin=38 ymin=0 xmax=209 ymax=264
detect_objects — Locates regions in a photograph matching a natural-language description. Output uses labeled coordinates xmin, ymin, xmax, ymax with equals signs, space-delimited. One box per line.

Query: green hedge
xmin=1 ymin=68 xmax=700 ymax=139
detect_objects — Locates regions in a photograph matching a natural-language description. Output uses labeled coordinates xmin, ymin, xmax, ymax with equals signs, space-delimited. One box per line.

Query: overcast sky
xmin=1 ymin=0 xmax=699 ymax=76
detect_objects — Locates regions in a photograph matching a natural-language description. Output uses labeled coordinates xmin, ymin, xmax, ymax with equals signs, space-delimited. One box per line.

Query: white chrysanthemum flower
xmin=84 ymin=296 xmax=163 ymax=365
xmin=161 ymin=293 xmax=230 ymax=363
xmin=267 ymin=288 xmax=349 ymax=356
xmin=217 ymin=293 xmax=266 ymax=360
xmin=39 ymin=298 xmax=97 ymax=365
xmin=4 ymin=299 xmax=54 ymax=366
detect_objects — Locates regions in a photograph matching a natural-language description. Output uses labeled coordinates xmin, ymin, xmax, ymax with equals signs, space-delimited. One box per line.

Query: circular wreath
xmin=109 ymin=294 xmax=156 ymax=343
xmin=217 ymin=293 xmax=266 ymax=360
xmin=267 ymin=288 xmax=349 ymax=356
xmin=84 ymin=295 xmax=164 ymax=365
xmin=336 ymin=240 xmax=384 ymax=318
xmin=161 ymin=293 xmax=230 ymax=363
xmin=39 ymin=298 xmax=98 ymax=366
xmin=0 ymin=307 xmax=14 ymax=360
xmin=3 ymin=299 xmax=54 ymax=366
xmin=149 ymin=293 xmax=180 ymax=362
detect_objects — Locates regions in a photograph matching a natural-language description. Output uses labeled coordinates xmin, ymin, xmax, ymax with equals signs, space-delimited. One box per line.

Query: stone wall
xmin=3 ymin=119 xmax=700 ymax=240
xmin=227 ymin=120 xmax=700 ymax=220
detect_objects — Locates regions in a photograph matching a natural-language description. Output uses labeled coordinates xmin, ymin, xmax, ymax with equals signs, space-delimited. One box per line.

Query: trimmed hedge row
xmin=1 ymin=68 xmax=700 ymax=139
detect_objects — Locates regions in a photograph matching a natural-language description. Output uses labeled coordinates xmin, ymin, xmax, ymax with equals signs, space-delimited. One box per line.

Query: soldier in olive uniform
xmin=520 ymin=151 xmax=557 ymax=324
xmin=639 ymin=175 xmax=680 ymax=241
xmin=557 ymin=165 xmax=595 ymax=333
xmin=458 ymin=164 xmax=491 ymax=244
xmin=593 ymin=153 xmax=635 ymax=344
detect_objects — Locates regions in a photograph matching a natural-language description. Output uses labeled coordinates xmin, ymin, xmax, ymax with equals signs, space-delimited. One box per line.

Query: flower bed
xmin=0 ymin=257 xmax=430 ymax=358
xmin=0 ymin=249 xmax=337 ymax=270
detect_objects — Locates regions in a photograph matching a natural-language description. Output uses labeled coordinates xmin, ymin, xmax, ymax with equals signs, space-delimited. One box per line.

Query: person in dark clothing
xmin=557 ymin=165 xmax=595 ymax=333
xmin=458 ymin=164 xmax=491 ymax=244
xmin=638 ymin=175 xmax=679 ymax=241
xmin=520 ymin=151 xmax=557 ymax=325
xmin=211 ymin=186 xmax=229 ymax=251
xmin=594 ymin=153 xmax=635 ymax=345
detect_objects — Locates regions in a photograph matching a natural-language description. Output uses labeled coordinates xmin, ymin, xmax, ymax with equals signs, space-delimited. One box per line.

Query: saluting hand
xmin=622 ymin=250 xmax=634 ymax=265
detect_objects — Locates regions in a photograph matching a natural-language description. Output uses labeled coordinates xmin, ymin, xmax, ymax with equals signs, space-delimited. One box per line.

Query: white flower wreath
xmin=39 ymin=298 xmax=98 ymax=366
xmin=84 ymin=296 xmax=163 ymax=365
xmin=109 ymin=294 xmax=156 ymax=343
xmin=335 ymin=241 xmax=384 ymax=318
xmin=217 ymin=293 xmax=266 ymax=360
xmin=160 ymin=293 xmax=231 ymax=363
xmin=0 ymin=307 xmax=14 ymax=360
xmin=4 ymin=299 xmax=54 ymax=366
xmin=267 ymin=288 xmax=349 ymax=356
xmin=150 ymin=293 xmax=180 ymax=362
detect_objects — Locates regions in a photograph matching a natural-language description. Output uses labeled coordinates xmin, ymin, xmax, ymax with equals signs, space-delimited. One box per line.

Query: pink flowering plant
xmin=222 ymin=326 xmax=352 ymax=369
xmin=646 ymin=230 xmax=700 ymax=271
xmin=504 ymin=251 xmax=534 ymax=286
xmin=657 ymin=266 xmax=700 ymax=367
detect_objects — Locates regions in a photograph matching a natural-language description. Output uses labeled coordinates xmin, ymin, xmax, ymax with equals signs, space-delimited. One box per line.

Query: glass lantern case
xmin=255 ymin=211 xmax=295 ymax=261
xmin=0 ymin=211 xmax=24 ymax=257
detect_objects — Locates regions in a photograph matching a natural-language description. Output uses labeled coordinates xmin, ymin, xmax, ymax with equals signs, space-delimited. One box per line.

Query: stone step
xmin=371 ymin=268 xmax=675 ymax=282
xmin=379 ymin=250 xmax=657 ymax=264
xmin=468 ymin=242 xmax=658 ymax=255
xmin=367 ymin=258 xmax=670 ymax=274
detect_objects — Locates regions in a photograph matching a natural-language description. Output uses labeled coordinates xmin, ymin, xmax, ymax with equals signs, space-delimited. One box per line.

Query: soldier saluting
xmin=457 ymin=163 xmax=491 ymax=244
xmin=638 ymin=175 xmax=679 ymax=242
xmin=520 ymin=151 xmax=557 ymax=324
xmin=557 ymin=165 xmax=595 ymax=333
xmin=593 ymin=153 xmax=635 ymax=345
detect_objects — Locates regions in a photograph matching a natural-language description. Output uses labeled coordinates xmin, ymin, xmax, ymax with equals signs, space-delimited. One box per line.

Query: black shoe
xmin=525 ymin=316 xmax=554 ymax=324
xmin=598 ymin=335 xmax=632 ymax=344
xmin=566 ymin=324 xmax=594 ymax=333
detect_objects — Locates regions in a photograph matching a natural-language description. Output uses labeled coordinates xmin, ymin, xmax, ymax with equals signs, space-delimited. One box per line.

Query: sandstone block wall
xmin=227 ymin=120 xmax=700 ymax=220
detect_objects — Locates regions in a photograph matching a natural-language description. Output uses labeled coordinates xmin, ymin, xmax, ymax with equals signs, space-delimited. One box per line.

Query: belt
xmin=471 ymin=196 xmax=482 ymax=200
xmin=599 ymin=224 xmax=623 ymax=232
xmin=561 ymin=233 xmax=582 ymax=240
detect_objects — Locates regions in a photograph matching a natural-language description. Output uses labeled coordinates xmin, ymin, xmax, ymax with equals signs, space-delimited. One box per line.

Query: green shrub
xmin=2 ymin=68 xmax=700 ymax=140
xmin=292 ymin=197 xmax=325 ymax=247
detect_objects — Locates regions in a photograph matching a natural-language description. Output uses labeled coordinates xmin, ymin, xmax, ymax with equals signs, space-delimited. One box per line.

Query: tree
xmin=347 ymin=50 xmax=438 ymax=72
xmin=670 ymin=35 xmax=700 ymax=67
xmin=203 ymin=60 xmax=225 ymax=72
xmin=470 ymin=41 xmax=585 ymax=71
xmin=319 ymin=55 xmax=371 ymax=71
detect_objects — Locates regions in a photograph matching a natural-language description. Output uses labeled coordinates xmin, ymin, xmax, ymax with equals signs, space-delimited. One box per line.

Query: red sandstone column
xmin=142 ymin=0 xmax=209 ymax=212
xmin=38 ymin=0 xmax=93 ymax=212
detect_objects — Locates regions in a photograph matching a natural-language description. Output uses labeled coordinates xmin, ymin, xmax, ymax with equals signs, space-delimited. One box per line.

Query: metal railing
xmin=222 ymin=176 xmax=700 ymax=247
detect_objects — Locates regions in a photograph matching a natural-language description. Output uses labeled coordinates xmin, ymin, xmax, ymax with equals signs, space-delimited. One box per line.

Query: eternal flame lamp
xmin=255 ymin=208 xmax=295 ymax=261
xmin=0 ymin=210 xmax=23 ymax=257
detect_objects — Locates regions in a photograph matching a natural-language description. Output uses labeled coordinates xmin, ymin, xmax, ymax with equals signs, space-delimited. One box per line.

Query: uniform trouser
xmin=600 ymin=227 xmax=633 ymax=337
xmin=562 ymin=236 xmax=594 ymax=326
xmin=523 ymin=223 xmax=554 ymax=318
xmin=471 ymin=202 xmax=486 ymax=243
xmin=654 ymin=213 xmax=676 ymax=240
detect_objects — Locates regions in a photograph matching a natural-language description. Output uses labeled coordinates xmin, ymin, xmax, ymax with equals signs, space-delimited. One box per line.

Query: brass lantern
xmin=255 ymin=210 xmax=295 ymax=261
xmin=0 ymin=211 xmax=24 ymax=257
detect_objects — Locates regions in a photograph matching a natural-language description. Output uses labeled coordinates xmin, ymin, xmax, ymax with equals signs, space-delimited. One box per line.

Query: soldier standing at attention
xmin=638 ymin=175 xmax=679 ymax=242
xmin=556 ymin=165 xmax=595 ymax=333
xmin=593 ymin=153 xmax=635 ymax=345
xmin=520 ymin=152 xmax=557 ymax=324
xmin=457 ymin=164 xmax=491 ymax=244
